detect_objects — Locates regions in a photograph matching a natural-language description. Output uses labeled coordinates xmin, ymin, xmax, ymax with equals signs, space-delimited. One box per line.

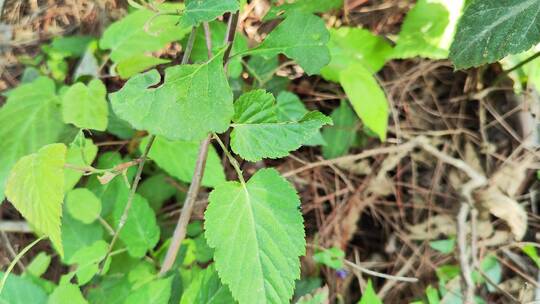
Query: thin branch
xmin=0 ymin=221 xmax=31 ymax=233
xmin=100 ymin=135 xmax=156 ymax=272
xmin=159 ymin=11 xmax=240 ymax=276
xmin=182 ymin=26 xmax=197 ymax=64
xmin=343 ymin=259 xmax=418 ymax=283
xmin=159 ymin=135 xmax=211 ymax=275
xmin=0 ymin=236 xmax=46 ymax=294
xmin=213 ymin=133 xmax=245 ymax=185
xmin=203 ymin=22 xmax=213 ymax=59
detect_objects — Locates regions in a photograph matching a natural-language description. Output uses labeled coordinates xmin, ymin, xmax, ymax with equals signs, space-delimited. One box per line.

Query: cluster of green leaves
xmin=3 ymin=0 xmax=540 ymax=303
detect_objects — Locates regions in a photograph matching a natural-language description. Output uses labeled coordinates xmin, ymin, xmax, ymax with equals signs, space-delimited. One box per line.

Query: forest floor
xmin=1 ymin=1 xmax=540 ymax=303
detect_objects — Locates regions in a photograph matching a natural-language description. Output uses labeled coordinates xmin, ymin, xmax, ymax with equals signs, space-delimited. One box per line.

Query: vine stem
xmin=100 ymin=134 xmax=156 ymax=272
xmin=159 ymin=11 xmax=240 ymax=276
xmin=0 ymin=236 xmax=46 ymax=295
xmin=213 ymin=133 xmax=245 ymax=185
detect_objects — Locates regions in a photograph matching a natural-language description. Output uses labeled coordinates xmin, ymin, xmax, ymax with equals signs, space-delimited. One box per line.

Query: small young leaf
xmin=113 ymin=194 xmax=160 ymax=258
xmin=61 ymin=210 xmax=104 ymax=264
xmin=340 ymin=65 xmax=388 ymax=141
xmin=116 ymin=55 xmax=170 ymax=80
xmin=0 ymin=77 xmax=65 ymax=202
xmin=124 ymin=277 xmax=173 ymax=304
xmin=205 ymin=168 xmax=305 ymax=304
xmin=322 ymin=101 xmax=359 ymax=159
xmin=358 ymin=280 xmax=382 ymax=304
xmin=264 ymin=0 xmax=342 ymax=20
xmin=230 ymin=90 xmax=332 ymax=161
xmin=322 ymin=27 xmax=392 ymax=82
xmin=141 ymin=136 xmax=226 ymax=188
xmin=5 ymin=144 xmax=67 ymax=256
xmin=249 ymin=12 xmax=330 ymax=75
xmin=450 ymin=0 xmax=540 ymax=69
xmin=276 ymin=92 xmax=325 ymax=146
xmin=48 ymin=283 xmax=88 ymax=304
xmin=313 ymin=247 xmax=345 ymax=270
xmin=66 ymin=188 xmax=102 ymax=224
xmin=180 ymin=265 xmax=234 ymax=304
xmin=69 ymin=240 xmax=109 ymax=285
xmin=392 ymin=0 xmax=464 ymax=60
xmin=25 ymin=252 xmax=52 ymax=278
xmin=0 ymin=272 xmax=48 ymax=304
xmin=522 ymin=244 xmax=540 ymax=268
xmin=62 ymin=79 xmax=108 ymax=131
xmin=110 ymin=49 xmax=233 ymax=141
xmin=429 ymin=238 xmax=456 ymax=254
xmin=180 ymin=0 xmax=240 ymax=27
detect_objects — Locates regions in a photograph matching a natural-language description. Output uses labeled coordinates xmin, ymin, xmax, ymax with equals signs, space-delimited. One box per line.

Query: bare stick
xmin=101 ymin=135 xmax=156 ymax=272
xmin=343 ymin=259 xmax=418 ymax=283
xmin=0 ymin=221 xmax=31 ymax=233
xmin=159 ymin=12 xmax=240 ymax=276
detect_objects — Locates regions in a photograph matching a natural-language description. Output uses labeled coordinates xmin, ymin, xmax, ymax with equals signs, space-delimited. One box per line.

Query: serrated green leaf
xmin=340 ymin=65 xmax=388 ymax=141
xmin=180 ymin=0 xmax=239 ymax=27
xmin=61 ymin=209 xmax=104 ymax=264
xmin=62 ymin=79 xmax=108 ymax=131
xmin=110 ymin=49 xmax=233 ymax=141
xmin=450 ymin=0 xmax=540 ymax=69
xmin=230 ymin=90 xmax=332 ymax=161
xmin=5 ymin=144 xmax=67 ymax=256
xmin=358 ymin=280 xmax=381 ymax=304
xmin=48 ymin=283 xmax=88 ymax=304
xmin=0 ymin=272 xmax=47 ymax=304
xmin=276 ymin=91 xmax=325 ymax=146
xmin=322 ymin=27 xmax=392 ymax=82
xmin=124 ymin=277 xmax=173 ymax=304
xmin=392 ymin=0 xmax=464 ymax=60
xmin=113 ymin=193 xmax=160 ymax=258
xmin=180 ymin=265 xmax=234 ymax=304
xmin=205 ymin=168 xmax=305 ymax=304
xmin=322 ymin=101 xmax=359 ymax=159
xmin=66 ymin=188 xmax=102 ymax=224
xmin=264 ymin=0 xmax=342 ymax=20
xmin=64 ymin=136 xmax=98 ymax=192
xmin=249 ymin=12 xmax=330 ymax=75
xmin=141 ymin=136 xmax=225 ymax=188
xmin=100 ymin=4 xmax=188 ymax=63
xmin=0 ymin=77 xmax=65 ymax=202
xmin=69 ymin=240 xmax=109 ymax=285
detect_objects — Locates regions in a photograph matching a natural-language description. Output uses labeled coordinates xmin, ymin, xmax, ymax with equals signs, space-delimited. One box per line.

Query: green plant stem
xmin=493 ymin=50 xmax=540 ymax=85
xmin=100 ymin=134 xmax=156 ymax=273
xmin=159 ymin=12 xmax=239 ymax=276
xmin=0 ymin=235 xmax=46 ymax=295
xmin=213 ymin=133 xmax=245 ymax=185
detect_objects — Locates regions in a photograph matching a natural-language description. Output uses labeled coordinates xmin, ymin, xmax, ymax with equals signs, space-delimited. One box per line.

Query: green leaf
xmin=0 ymin=272 xmax=47 ymax=304
xmin=110 ymin=49 xmax=234 ymax=141
xmin=25 ymin=252 xmax=51 ymax=278
xmin=392 ymin=0 xmax=464 ymax=59
xmin=340 ymin=65 xmax=388 ymax=141
xmin=264 ymin=0 xmax=342 ymax=20
xmin=113 ymin=193 xmax=160 ymax=258
xmin=450 ymin=0 xmax=540 ymax=69
xmin=313 ymin=247 xmax=345 ymax=270
xmin=322 ymin=101 xmax=359 ymax=159
xmin=249 ymin=12 xmax=330 ymax=75
xmin=322 ymin=27 xmax=392 ymax=82
xmin=86 ymin=275 xmax=131 ymax=304
xmin=61 ymin=210 xmax=104 ymax=264
xmin=230 ymin=90 xmax=332 ymax=161
xmin=276 ymin=92 xmax=325 ymax=146
xmin=69 ymin=240 xmax=109 ymax=285
xmin=429 ymin=238 xmax=456 ymax=254
xmin=99 ymin=4 xmax=188 ymax=63
xmin=116 ymin=55 xmax=170 ymax=79
xmin=141 ymin=136 xmax=226 ymax=188
xmin=138 ymin=173 xmax=177 ymax=211
xmin=62 ymin=79 xmax=108 ymax=131
xmin=358 ymin=280 xmax=381 ymax=304
xmin=64 ymin=136 xmax=98 ymax=192
xmin=124 ymin=277 xmax=173 ymax=304
xmin=205 ymin=168 xmax=305 ymax=304
xmin=5 ymin=143 xmax=67 ymax=256
xmin=49 ymin=35 xmax=94 ymax=58
xmin=0 ymin=77 xmax=65 ymax=202
xmin=180 ymin=0 xmax=239 ymax=27
xmin=180 ymin=265 xmax=234 ymax=304
xmin=522 ymin=244 xmax=540 ymax=268
xmin=66 ymin=188 xmax=102 ymax=224
xmin=48 ymin=283 xmax=88 ymax=304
